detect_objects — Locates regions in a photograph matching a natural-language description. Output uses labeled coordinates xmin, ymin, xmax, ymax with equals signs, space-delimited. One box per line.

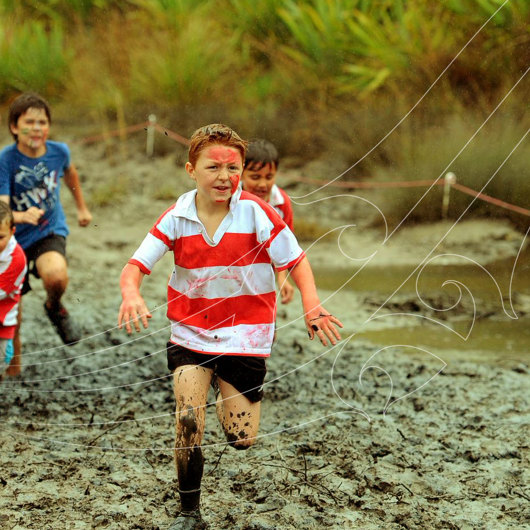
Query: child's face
xmin=0 ymin=221 xmax=15 ymax=253
xmin=186 ymin=144 xmax=243 ymax=208
xmin=10 ymin=107 xmax=50 ymax=157
xmin=241 ymin=162 xmax=277 ymax=203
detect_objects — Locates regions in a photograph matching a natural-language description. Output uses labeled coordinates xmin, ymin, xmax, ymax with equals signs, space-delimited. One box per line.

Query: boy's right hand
xmin=20 ymin=207 xmax=45 ymax=225
xmin=118 ymin=294 xmax=152 ymax=333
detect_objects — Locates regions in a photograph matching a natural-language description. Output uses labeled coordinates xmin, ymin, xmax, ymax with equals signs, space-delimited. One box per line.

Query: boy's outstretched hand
xmin=119 ymin=263 xmax=151 ymax=333
xmin=118 ymin=293 xmax=152 ymax=334
xmin=305 ymin=307 xmax=343 ymax=346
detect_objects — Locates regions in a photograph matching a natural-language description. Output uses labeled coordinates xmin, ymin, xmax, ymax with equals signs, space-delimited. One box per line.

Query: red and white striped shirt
xmin=129 ymin=188 xmax=305 ymax=356
xmin=269 ymin=184 xmax=294 ymax=231
xmin=0 ymin=236 xmax=27 ymax=339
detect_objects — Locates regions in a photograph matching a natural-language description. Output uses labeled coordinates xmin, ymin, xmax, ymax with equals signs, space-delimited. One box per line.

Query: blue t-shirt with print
xmin=0 ymin=141 xmax=70 ymax=249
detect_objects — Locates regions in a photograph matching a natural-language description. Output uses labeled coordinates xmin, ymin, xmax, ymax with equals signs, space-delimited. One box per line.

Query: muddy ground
xmin=0 ymin=135 xmax=529 ymax=529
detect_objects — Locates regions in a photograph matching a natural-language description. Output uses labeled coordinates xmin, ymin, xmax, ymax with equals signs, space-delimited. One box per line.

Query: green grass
xmin=1 ymin=0 xmax=526 ymax=108
xmin=0 ymin=20 xmax=70 ymax=99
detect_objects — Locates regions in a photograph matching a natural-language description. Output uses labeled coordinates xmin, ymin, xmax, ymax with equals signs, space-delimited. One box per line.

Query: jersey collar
xmin=170 ymin=187 xmax=242 ymax=221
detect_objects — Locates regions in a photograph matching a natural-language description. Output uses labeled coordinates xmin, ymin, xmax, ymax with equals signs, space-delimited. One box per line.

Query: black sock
xmin=177 ymin=445 xmax=204 ymax=513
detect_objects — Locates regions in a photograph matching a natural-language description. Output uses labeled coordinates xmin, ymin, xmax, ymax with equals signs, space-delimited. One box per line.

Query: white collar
xmin=171 ymin=187 xmax=243 ymax=221
xmin=269 ymin=184 xmax=284 ymax=207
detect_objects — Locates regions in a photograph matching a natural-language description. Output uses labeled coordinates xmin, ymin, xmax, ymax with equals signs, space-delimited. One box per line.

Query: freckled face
xmin=10 ymin=107 xmax=50 ymax=158
xmin=186 ymin=144 xmax=243 ymax=207
xmin=0 ymin=221 xmax=15 ymax=253
xmin=241 ymin=163 xmax=277 ymax=203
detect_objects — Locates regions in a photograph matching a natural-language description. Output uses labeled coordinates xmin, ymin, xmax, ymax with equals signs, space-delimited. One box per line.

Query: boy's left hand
xmin=305 ymin=307 xmax=343 ymax=346
xmin=280 ymin=280 xmax=295 ymax=304
xmin=77 ymin=207 xmax=92 ymax=227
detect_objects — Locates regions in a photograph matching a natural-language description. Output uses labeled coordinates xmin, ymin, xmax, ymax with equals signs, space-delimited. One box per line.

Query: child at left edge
xmin=118 ymin=123 xmax=343 ymax=528
xmin=0 ymin=202 xmax=27 ymax=380
xmin=0 ymin=92 xmax=92 ymax=376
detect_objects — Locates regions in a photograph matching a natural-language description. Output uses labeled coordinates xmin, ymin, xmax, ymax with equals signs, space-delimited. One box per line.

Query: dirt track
xmin=1 ymin=141 xmax=529 ymax=529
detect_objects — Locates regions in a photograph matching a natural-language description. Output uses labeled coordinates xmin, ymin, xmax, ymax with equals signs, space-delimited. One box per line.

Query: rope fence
xmin=73 ymin=117 xmax=529 ymax=218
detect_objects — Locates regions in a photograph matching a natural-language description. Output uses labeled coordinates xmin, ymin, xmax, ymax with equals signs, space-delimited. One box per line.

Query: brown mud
xmin=0 ymin=137 xmax=528 ymax=529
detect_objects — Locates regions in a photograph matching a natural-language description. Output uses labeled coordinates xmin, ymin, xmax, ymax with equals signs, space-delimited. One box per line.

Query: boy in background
xmin=0 ymin=93 xmax=92 ymax=375
xmin=241 ymin=139 xmax=295 ymax=304
xmin=0 ymin=202 xmax=26 ymax=379
xmin=118 ymin=124 xmax=342 ymax=528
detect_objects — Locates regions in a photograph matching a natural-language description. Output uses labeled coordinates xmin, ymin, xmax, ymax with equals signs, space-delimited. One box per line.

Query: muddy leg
xmin=216 ymin=378 xmax=261 ymax=450
xmin=173 ymin=364 xmax=212 ymax=514
xmin=36 ymin=251 xmax=68 ymax=310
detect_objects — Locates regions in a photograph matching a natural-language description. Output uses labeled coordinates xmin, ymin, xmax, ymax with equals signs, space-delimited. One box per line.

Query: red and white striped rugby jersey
xmin=129 ymin=188 xmax=305 ymax=356
xmin=269 ymin=184 xmax=294 ymax=232
xmin=0 ymin=236 xmax=27 ymax=339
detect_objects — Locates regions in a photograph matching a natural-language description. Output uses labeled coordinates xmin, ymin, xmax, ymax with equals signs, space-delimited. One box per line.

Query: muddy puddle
xmin=313 ymin=245 xmax=530 ymax=364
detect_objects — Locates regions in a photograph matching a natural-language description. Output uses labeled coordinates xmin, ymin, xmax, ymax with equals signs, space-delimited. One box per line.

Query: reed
xmin=0 ymin=19 xmax=70 ymax=99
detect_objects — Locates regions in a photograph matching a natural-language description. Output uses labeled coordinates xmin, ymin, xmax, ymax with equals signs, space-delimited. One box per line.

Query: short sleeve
xmin=129 ymin=206 xmax=177 ymax=273
xmin=0 ymin=245 xmax=27 ymax=298
xmin=267 ymin=225 xmax=305 ymax=271
xmin=60 ymin=142 xmax=71 ymax=171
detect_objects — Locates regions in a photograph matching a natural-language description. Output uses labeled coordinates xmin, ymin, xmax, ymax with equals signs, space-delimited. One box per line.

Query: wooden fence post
xmin=146 ymin=114 xmax=156 ymax=158
xmin=442 ymin=172 xmax=456 ymax=219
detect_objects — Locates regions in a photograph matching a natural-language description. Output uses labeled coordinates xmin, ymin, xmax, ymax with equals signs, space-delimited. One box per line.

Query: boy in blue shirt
xmin=0 ymin=93 xmax=92 ymax=374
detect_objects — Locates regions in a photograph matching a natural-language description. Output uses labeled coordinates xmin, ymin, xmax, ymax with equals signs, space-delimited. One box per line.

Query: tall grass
xmin=1 ymin=0 xmax=526 ymax=111
xmin=0 ymin=20 xmax=70 ymax=99
xmin=371 ymin=111 xmax=530 ymax=230
xmin=128 ymin=12 xmax=241 ymax=107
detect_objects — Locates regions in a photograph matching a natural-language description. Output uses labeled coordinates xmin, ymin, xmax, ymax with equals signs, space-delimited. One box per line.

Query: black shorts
xmin=167 ymin=342 xmax=267 ymax=403
xmin=22 ymin=234 xmax=67 ymax=295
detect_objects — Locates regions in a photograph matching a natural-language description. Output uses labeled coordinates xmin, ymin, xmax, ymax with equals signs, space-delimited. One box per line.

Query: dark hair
xmin=8 ymin=92 xmax=52 ymax=141
xmin=188 ymin=124 xmax=247 ymax=166
xmin=0 ymin=201 xmax=14 ymax=229
xmin=243 ymin=139 xmax=279 ymax=170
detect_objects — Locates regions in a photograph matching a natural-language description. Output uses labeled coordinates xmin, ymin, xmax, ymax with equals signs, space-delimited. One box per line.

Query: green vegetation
xmin=0 ymin=0 xmax=528 ymax=225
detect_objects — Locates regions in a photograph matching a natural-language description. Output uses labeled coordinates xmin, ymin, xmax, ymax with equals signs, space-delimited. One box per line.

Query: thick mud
xmin=1 ymin=140 xmax=528 ymax=529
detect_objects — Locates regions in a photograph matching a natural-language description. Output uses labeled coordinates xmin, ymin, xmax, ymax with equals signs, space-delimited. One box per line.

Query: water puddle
xmin=314 ymin=247 xmax=530 ymax=363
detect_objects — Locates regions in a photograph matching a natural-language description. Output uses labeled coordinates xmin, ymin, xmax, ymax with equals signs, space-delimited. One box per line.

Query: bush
xmin=0 ymin=20 xmax=71 ymax=99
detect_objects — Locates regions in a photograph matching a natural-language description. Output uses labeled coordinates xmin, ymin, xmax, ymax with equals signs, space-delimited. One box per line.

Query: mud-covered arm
xmin=118 ymin=263 xmax=152 ymax=333
xmin=63 ymin=164 xmax=92 ymax=226
xmin=289 ymin=256 xmax=343 ymax=346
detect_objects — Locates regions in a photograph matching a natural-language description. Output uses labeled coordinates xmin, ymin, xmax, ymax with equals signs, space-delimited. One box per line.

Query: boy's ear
xmin=12 ymin=226 xmax=16 ymax=235
xmin=9 ymin=122 xmax=19 ymax=136
xmin=185 ymin=162 xmax=195 ymax=180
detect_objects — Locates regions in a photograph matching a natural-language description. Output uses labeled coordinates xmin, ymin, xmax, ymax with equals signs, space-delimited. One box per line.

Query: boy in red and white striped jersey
xmin=118 ymin=124 xmax=342 ymax=528
xmin=242 ymin=139 xmax=296 ymax=304
xmin=0 ymin=202 xmax=27 ymax=379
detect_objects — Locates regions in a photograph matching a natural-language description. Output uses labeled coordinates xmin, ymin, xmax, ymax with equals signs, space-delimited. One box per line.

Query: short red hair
xmin=188 ymin=124 xmax=247 ymax=167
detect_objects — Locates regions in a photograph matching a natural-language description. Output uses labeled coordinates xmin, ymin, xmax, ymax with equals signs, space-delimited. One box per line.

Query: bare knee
xmin=177 ymin=405 xmax=200 ymax=440
xmin=42 ymin=272 xmax=67 ymax=293
xmin=36 ymin=254 xmax=68 ymax=299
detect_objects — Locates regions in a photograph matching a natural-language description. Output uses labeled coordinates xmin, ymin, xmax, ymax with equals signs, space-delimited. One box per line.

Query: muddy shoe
xmin=168 ymin=510 xmax=207 ymax=530
xmin=44 ymin=303 xmax=81 ymax=346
